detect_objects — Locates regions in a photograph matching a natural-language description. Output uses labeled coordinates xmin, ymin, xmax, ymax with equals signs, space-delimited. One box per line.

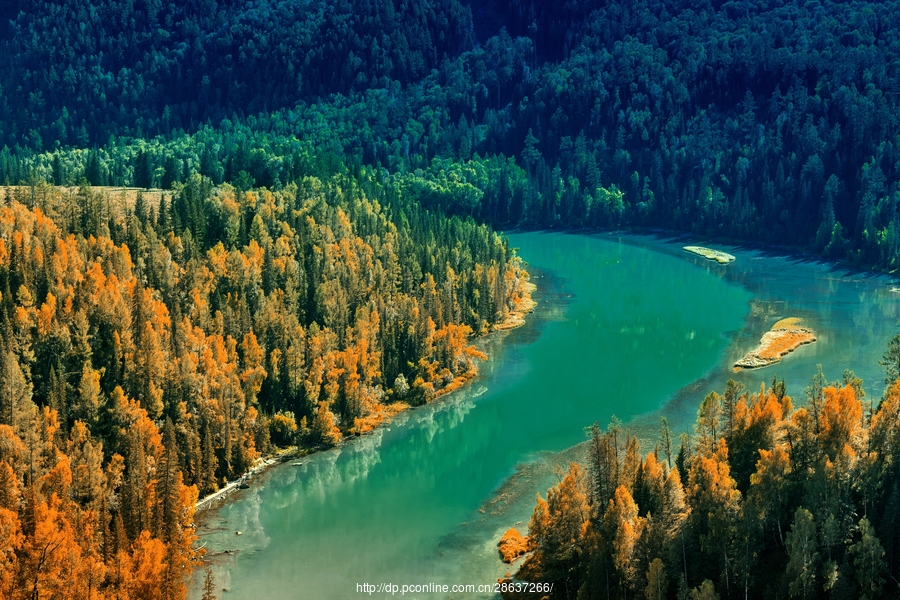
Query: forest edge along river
xmin=190 ymin=231 xmax=900 ymax=599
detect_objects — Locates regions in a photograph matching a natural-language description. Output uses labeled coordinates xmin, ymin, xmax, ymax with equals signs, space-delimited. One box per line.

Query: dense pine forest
xmin=2 ymin=0 xmax=900 ymax=598
xmin=505 ymin=365 xmax=900 ymax=600
xmin=4 ymin=1 xmax=900 ymax=267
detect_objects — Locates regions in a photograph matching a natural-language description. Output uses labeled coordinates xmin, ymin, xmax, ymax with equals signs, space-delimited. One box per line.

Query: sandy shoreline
xmin=194 ymin=450 xmax=297 ymax=512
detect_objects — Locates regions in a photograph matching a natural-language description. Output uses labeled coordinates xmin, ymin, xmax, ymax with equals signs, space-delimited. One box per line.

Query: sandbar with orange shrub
xmin=733 ymin=317 xmax=816 ymax=372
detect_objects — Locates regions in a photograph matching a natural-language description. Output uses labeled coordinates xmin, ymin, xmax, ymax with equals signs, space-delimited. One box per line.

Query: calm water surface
xmin=190 ymin=232 xmax=899 ymax=599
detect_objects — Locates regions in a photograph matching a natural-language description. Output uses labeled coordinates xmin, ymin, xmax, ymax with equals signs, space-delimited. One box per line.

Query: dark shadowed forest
xmin=3 ymin=1 xmax=900 ymax=267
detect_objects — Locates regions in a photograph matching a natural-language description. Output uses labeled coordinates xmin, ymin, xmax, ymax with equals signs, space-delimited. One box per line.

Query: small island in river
xmin=733 ymin=317 xmax=816 ymax=371
xmin=684 ymin=245 xmax=736 ymax=264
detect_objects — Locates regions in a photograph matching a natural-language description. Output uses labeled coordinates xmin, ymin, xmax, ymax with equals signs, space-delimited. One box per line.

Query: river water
xmin=190 ymin=232 xmax=900 ymax=599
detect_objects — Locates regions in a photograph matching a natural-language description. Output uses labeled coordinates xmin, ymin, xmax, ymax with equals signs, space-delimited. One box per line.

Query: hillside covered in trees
xmin=505 ymin=364 xmax=900 ymax=600
xmin=4 ymin=1 xmax=900 ymax=267
xmin=0 ymin=165 xmax=530 ymax=597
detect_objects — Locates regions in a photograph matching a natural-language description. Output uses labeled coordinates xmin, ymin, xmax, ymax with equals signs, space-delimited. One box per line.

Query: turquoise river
xmin=190 ymin=232 xmax=900 ymax=599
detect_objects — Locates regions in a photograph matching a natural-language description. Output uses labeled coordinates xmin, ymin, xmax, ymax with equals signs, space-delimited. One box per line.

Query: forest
xmin=505 ymin=363 xmax=900 ymax=600
xmin=2 ymin=0 xmax=900 ymax=597
xmin=4 ymin=1 xmax=900 ymax=267
xmin=0 ymin=166 xmax=530 ymax=597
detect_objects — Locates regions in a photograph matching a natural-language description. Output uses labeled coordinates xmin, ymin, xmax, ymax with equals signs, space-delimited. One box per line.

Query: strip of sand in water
xmin=684 ymin=245 xmax=736 ymax=264
xmin=733 ymin=317 xmax=816 ymax=372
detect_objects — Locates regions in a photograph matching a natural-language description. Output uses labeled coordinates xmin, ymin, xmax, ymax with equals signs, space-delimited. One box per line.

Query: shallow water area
xmin=190 ymin=232 xmax=899 ymax=599
xmin=622 ymin=233 xmax=900 ymax=436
